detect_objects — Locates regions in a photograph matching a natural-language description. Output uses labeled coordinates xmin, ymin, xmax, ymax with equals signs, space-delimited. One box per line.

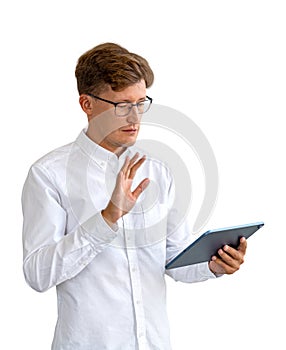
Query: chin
xmin=122 ymin=140 xmax=136 ymax=148
xmin=120 ymin=134 xmax=138 ymax=147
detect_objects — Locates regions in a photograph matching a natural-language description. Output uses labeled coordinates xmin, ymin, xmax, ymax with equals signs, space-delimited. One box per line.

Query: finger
xmin=129 ymin=155 xmax=146 ymax=180
xmin=218 ymin=246 xmax=241 ymax=267
xmin=222 ymin=245 xmax=243 ymax=261
xmin=128 ymin=152 xmax=140 ymax=167
xmin=130 ymin=152 xmax=140 ymax=164
xmin=217 ymin=247 xmax=242 ymax=269
xmin=220 ymin=239 xmax=247 ymax=262
xmin=132 ymin=178 xmax=150 ymax=199
xmin=121 ymin=156 xmax=130 ymax=175
xmin=127 ymin=153 xmax=140 ymax=175
xmin=122 ymin=153 xmax=140 ymax=177
xmin=211 ymin=256 xmax=237 ymax=275
xmin=238 ymin=237 xmax=247 ymax=254
xmin=209 ymin=260 xmax=225 ymax=275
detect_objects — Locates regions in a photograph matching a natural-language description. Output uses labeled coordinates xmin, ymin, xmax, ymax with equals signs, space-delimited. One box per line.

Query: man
xmin=22 ymin=43 xmax=246 ymax=350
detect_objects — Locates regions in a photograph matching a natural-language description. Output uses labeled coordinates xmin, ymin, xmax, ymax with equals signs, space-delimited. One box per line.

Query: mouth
xmin=121 ymin=128 xmax=137 ymax=133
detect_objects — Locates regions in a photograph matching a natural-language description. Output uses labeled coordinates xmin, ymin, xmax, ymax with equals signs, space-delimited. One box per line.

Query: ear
xmin=79 ymin=94 xmax=94 ymax=118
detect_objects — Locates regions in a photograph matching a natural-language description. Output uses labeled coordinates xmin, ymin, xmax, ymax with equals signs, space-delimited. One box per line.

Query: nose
xmin=126 ymin=105 xmax=141 ymax=124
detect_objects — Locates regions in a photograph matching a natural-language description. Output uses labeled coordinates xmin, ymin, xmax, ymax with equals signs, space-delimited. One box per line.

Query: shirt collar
xmin=75 ymin=129 xmax=137 ymax=170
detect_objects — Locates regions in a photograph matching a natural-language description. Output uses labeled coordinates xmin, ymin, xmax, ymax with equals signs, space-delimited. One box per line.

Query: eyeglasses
xmin=86 ymin=93 xmax=153 ymax=117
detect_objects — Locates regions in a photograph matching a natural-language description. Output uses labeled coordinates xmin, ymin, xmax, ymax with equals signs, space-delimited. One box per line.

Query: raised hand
xmin=102 ymin=153 xmax=150 ymax=225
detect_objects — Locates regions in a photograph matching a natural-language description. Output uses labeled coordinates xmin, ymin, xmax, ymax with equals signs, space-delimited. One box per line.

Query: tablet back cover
xmin=165 ymin=222 xmax=264 ymax=269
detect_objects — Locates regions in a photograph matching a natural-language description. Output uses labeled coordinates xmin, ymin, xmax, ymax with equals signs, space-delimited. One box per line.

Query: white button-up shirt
xmin=22 ymin=129 xmax=216 ymax=350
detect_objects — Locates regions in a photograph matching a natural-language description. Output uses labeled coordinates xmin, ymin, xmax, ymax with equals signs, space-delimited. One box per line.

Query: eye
xmin=137 ymin=101 xmax=147 ymax=112
xmin=117 ymin=103 xmax=129 ymax=109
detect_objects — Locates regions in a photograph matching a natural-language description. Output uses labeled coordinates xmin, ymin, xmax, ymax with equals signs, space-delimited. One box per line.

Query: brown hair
xmin=75 ymin=42 xmax=154 ymax=95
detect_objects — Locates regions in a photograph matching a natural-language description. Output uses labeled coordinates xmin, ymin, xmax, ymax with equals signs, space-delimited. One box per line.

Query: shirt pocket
xmin=140 ymin=203 xmax=168 ymax=247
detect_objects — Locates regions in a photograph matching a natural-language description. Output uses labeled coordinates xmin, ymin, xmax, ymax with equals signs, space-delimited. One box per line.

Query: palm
xmin=103 ymin=153 xmax=150 ymax=223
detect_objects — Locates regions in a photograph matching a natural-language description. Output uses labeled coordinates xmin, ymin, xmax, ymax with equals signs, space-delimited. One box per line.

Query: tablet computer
xmin=165 ymin=221 xmax=264 ymax=269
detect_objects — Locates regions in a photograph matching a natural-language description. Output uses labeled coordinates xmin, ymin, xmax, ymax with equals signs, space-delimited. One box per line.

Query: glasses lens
xmin=115 ymin=98 xmax=152 ymax=117
xmin=137 ymin=101 xmax=150 ymax=114
xmin=143 ymin=97 xmax=152 ymax=113
xmin=115 ymin=103 xmax=130 ymax=117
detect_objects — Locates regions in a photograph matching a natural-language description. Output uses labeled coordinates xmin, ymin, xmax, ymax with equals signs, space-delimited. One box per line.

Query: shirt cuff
xmin=199 ymin=261 xmax=218 ymax=279
xmin=81 ymin=212 xmax=118 ymax=244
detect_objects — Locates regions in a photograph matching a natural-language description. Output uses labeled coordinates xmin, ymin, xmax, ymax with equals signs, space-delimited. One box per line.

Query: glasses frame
xmin=86 ymin=93 xmax=153 ymax=117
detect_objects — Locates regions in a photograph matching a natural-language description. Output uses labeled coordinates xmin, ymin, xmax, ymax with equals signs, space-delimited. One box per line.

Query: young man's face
xmin=86 ymin=80 xmax=147 ymax=155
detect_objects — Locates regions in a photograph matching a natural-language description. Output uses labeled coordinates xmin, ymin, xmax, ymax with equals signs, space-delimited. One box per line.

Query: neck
xmin=86 ymin=125 xmax=126 ymax=157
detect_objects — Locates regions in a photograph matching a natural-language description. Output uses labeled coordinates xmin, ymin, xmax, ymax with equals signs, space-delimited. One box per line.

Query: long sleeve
xmin=22 ymin=165 xmax=118 ymax=292
xmin=165 ymin=225 xmax=216 ymax=283
xmin=164 ymin=175 xmax=217 ymax=283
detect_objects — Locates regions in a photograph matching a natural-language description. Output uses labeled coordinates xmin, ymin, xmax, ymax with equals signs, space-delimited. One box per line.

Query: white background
xmin=1 ymin=0 xmax=285 ymax=349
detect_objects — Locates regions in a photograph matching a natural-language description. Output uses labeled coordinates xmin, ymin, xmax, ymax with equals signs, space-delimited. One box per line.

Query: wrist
xmin=101 ymin=208 xmax=120 ymax=225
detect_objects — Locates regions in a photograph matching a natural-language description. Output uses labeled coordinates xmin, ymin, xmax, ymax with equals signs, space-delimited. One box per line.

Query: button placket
xmin=122 ymin=217 xmax=147 ymax=349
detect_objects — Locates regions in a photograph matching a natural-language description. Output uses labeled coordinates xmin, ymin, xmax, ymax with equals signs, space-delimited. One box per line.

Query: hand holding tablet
xmin=165 ymin=222 xmax=264 ymax=270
